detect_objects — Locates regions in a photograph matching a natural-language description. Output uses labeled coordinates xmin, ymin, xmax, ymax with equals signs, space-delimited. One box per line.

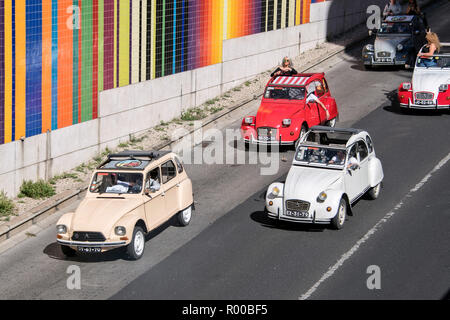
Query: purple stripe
xmin=116 ymin=0 xmax=120 ymax=88
xmin=0 ymin=0 xmax=4 ymax=144
xmin=254 ymin=0 xmax=262 ymax=34
xmin=104 ymin=0 xmax=114 ymax=90
xmin=129 ymin=0 xmax=132 ymax=82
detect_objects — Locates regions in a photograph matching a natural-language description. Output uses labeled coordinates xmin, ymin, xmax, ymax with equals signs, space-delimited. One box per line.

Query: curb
xmin=0 ymin=26 xmax=368 ymax=246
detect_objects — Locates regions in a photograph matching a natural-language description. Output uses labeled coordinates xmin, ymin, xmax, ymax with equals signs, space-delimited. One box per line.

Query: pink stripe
xmin=287 ymin=77 xmax=296 ymax=85
xmin=301 ymin=77 xmax=309 ymax=85
xmin=295 ymin=77 xmax=304 ymax=85
xmin=279 ymin=77 xmax=287 ymax=84
xmin=272 ymin=77 xmax=281 ymax=84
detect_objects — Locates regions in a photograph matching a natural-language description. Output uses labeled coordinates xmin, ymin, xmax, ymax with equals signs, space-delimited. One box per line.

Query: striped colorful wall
xmin=0 ymin=0 xmax=327 ymax=145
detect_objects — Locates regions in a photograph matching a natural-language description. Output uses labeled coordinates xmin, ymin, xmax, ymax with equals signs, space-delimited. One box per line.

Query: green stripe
xmin=81 ymin=0 xmax=93 ymax=122
xmin=73 ymin=0 xmax=79 ymax=124
xmin=98 ymin=0 xmax=104 ymax=92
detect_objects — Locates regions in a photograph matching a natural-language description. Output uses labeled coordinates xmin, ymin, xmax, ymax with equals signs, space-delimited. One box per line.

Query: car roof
xmin=384 ymin=15 xmax=414 ymax=23
xmin=269 ymin=73 xmax=324 ymax=86
xmin=304 ymin=126 xmax=368 ymax=148
xmin=97 ymin=150 xmax=172 ymax=171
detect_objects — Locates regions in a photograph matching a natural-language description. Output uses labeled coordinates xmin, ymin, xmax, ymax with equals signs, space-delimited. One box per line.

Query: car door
xmin=143 ymin=167 xmax=166 ymax=230
xmin=344 ymin=144 xmax=361 ymax=202
xmin=305 ymin=81 xmax=320 ymax=125
xmin=161 ymin=159 xmax=179 ymax=218
xmin=314 ymin=80 xmax=328 ymax=124
xmin=357 ymin=140 xmax=370 ymax=193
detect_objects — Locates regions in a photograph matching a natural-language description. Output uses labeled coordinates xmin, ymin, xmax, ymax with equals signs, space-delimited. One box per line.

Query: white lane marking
xmin=299 ymin=152 xmax=450 ymax=300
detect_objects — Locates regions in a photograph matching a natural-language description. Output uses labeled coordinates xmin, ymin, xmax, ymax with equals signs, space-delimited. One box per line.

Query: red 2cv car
xmin=241 ymin=73 xmax=339 ymax=149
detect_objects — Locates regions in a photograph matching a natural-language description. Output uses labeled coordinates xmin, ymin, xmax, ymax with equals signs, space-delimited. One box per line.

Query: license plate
xmin=258 ymin=135 xmax=275 ymax=141
xmin=285 ymin=210 xmax=310 ymax=218
xmin=78 ymin=247 xmax=102 ymax=253
xmin=415 ymin=100 xmax=433 ymax=105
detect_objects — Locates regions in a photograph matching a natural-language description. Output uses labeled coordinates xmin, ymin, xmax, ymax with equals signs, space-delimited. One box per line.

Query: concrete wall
xmin=0 ymin=0 xmax=429 ymax=197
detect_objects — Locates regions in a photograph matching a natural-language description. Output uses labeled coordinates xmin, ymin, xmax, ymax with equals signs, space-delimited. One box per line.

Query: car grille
xmin=257 ymin=127 xmax=278 ymax=141
xmin=415 ymin=92 xmax=433 ymax=100
xmin=286 ymin=200 xmax=310 ymax=212
xmin=377 ymin=51 xmax=391 ymax=57
xmin=71 ymin=232 xmax=106 ymax=242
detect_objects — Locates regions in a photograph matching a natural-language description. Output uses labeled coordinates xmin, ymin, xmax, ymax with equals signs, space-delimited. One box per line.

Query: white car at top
xmin=265 ymin=126 xmax=384 ymax=229
xmin=398 ymin=42 xmax=450 ymax=110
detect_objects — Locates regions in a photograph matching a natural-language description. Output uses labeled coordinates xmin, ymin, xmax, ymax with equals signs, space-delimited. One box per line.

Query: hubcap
xmin=373 ymin=184 xmax=380 ymax=197
xmin=338 ymin=202 xmax=346 ymax=226
xmin=183 ymin=207 xmax=192 ymax=222
xmin=134 ymin=231 xmax=144 ymax=256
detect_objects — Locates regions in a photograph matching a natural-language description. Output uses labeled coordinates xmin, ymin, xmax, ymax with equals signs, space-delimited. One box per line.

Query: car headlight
xmin=397 ymin=44 xmax=403 ymax=51
xmin=282 ymin=119 xmax=291 ymax=127
xmin=56 ymin=224 xmax=67 ymax=234
xmin=115 ymin=226 xmax=126 ymax=236
xmin=439 ymin=84 xmax=448 ymax=92
xmin=402 ymin=83 xmax=411 ymax=90
xmin=244 ymin=117 xmax=254 ymax=125
xmin=317 ymin=191 xmax=327 ymax=202
xmin=271 ymin=186 xmax=280 ymax=197
xmin=364 ymin=44 xmax=374 ymax=52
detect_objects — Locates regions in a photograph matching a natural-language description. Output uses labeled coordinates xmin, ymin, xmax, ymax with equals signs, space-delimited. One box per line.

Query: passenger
xmin=417 ymin=32 xmax=440 ymax=67
xmin=106 ymin=174 xmax=133 ymax=193
xmin=383 ymin=0 xmax=402 ymax=18
xmin=406 ymin=0 xmax=428 ymax=28
xmin=329 ymin=150 xmax=346 ymax=165
xmin=306 ymin=83 xmax=330 ymax=121
xmin=271 ymin=57 xmax=298 ymax=77
xmin=147 ymin=169 xmax=161 ymax=192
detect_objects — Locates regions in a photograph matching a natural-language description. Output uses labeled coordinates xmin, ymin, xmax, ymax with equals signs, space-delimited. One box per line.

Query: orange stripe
xmin=58 ymin=0 xmax=73 ymax=128
xmin=15 ymin=1 xmax=26 ymax=140
xmin=41 ymin=1 xmax=52 ymax=133
xmin=304 ymin=0 xmax=310 ymax=24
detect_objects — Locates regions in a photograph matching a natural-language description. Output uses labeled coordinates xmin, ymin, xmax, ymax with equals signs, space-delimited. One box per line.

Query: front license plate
xmin=78 ymin=247 xmax=102 ymax=253
xmin=285 ymin=210 xmax=310 ymax=218
xmin=415 ymin=100 xmax=433 ymax=105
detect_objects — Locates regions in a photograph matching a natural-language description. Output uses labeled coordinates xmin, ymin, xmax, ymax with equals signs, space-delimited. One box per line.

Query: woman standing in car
xmin=417 ymin=32 xmax=441 ymax=67
xmin=271 ymin=57 xmax=298 ymax=77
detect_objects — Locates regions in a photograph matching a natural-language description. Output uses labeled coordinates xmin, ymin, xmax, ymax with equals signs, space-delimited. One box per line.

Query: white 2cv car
xmin=265 ymin=126 xmax=384 ymax=229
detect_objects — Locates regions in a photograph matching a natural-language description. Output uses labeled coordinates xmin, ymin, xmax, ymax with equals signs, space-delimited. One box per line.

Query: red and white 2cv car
xmin=241 ymin=73 xmax=339 ymax=149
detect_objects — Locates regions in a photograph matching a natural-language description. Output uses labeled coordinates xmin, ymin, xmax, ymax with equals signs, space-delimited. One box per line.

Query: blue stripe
xmin=26 ymin=0 xmax=43 ymax=137
xmin=181 ymin=0 xmax=185 ymax=72
xmin=172 ymin=0 xmax=176 ymax=74
xmin=73 ymin=0 xmax=78 ymax=124
xmin=11 ymin=0 xmax=15 ymax=140
xmin=51 ymin=0 xmax=58 ymax=130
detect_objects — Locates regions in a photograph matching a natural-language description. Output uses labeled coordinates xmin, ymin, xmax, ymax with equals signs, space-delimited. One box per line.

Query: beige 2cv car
xmin=56 ymin=150 xmax=194 ymax=260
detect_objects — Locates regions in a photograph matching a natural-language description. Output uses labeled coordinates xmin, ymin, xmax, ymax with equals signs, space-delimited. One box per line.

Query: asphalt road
xmin=0 ymin=0 xmax=449 ymax=300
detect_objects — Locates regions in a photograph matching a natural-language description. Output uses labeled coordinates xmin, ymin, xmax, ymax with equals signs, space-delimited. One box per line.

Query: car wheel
xmin=177 ymin=205 xmax=193 ymax=226
xmin=61 ymin=245 xmax=77 ymax=257
xmin=326 ymin=117 xmax=337 ymax=128
xmin=367 ymin=183 xmax=381 ymax=200
xmin=331 ymin=198 xmax=347 ymax=230
xmin=126 ymin=226 xmax=146 ymax=260
xmin=295 ymin=125 xmax=307 ymax=150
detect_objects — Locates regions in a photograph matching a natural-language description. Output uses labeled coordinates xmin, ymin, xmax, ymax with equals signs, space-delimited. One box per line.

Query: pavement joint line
xmin=0 ymin=29 xmax=368 ymax=248
xmin=299 ymin=151 xmax=450 ymax=300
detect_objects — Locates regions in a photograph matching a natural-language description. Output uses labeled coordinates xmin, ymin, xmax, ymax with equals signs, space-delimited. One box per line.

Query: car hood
xmin=71 ymin=197 xmax=144 ymax=236
xmin=375 ymin=36 xmax=409 ymax=53
xmin=412 ymin=68 xmax=450 ymax=99
xmin=256 ymin=100 xmax=304 ymax=127
xmin=284 ymin=165 xmax=342 ymax=201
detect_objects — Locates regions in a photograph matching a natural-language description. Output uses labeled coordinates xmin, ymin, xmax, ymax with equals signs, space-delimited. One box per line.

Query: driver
xmin=106 ymin=174 xmax=134 ymax=193
xmin=329 ymin=150 xmax=346 ymax=165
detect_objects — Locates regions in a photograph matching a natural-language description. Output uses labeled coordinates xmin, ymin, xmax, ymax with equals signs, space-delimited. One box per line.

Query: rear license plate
xmin=78 ymin=247 xmax=102 ymax=253
xmin=285 ymin=210 xmax=310 ymax=218
xmin=415 ymin=100 xmax=433 ymax=105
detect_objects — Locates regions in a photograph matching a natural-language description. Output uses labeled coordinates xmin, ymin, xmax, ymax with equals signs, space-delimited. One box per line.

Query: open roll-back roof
xmin=97 ymin=150 xmax=171 ymax=170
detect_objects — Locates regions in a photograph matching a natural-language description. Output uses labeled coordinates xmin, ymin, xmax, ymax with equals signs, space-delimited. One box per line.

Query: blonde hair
xmin=281 ymin=56 xmax=293 ymax=67
xmin=426 ymin=32 xmax=441 ymax=52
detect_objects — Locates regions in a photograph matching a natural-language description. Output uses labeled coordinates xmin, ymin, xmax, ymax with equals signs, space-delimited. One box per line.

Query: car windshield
xmin=416 ymin=56 xmax=450 ymax=68
xmin=90 ymin=172 xmax=143 ymax=194
xmin=379 ymin=22 xmax=411 ymax=34
xmin=264 ymin=86 xmax=306 ymax=100
xmin=295 ymin=146 xmax=347 ymax=168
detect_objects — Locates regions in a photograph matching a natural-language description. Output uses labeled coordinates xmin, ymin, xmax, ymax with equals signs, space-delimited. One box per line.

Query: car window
xmin=357 ymin=141 xmax=369 ymax=161
xmin=366 ymin=135 xmax=374 ymax=153
xmin=322 ymin=79 xmax=329 ymax=93
xmin=145 ymin=167 xmax=161 ymax=190
xmin=315 ymin=80 xmax=325 ymax=97
xmin=161 ymin=160 xmax=177 ymax=184
xmin=174 ymin=156 xmax=184 ymax=174
xmin=264 ymin=86 xmax=306 ymax=100
xmin=348 ymin=145 xmax=358 ymax=162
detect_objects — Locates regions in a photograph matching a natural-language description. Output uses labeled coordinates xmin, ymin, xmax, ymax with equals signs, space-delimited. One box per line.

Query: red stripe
xmin=93 ymin=0 xmax=98 ymax=119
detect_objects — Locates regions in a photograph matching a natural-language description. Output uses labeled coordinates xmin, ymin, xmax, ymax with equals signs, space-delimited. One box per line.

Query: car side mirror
xmin=415 ymin=30 xmax=420 ymax=35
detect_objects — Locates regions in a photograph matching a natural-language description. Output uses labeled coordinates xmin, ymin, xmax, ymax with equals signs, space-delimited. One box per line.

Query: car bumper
xmin=243 ymin=137 xmax=295 ymax=146
xmin=57 ymin=239 xmax=127 ymax=248
xmin=400 ymin=102 xmax=450 ymax=110
xmin=267 ymin=209 xmax=331 ymax=224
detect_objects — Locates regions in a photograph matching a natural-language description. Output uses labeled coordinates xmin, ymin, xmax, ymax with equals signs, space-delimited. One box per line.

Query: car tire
xmin=367 ymin=182 xmax=381 ymax=200
xmin=61 ymin=245 xmax=77 ymax=257
xmin=331 ymin=198 xmax=347 ymax=230
xmin=177 ymin=205 xmax=193 ymax=226
xmin=295 ymin=125 xmax=307 ymax=150
xmin=126 ymin=226 xmax=146 ymax=260
xmin=326 ymin=117 xmax=337 ymax=128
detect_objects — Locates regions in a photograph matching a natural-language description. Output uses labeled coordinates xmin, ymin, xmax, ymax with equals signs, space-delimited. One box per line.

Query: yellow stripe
xmin=273 ymin=0 xmax=278 ymax=30
xmin=4 ymin=0 xmax=12 ymax=143
xmin=295 ymin=0 xmax=301 ymax=25
xmin=218 ymin=0 xmax=224 ymax=62
xmin=15 ymin=0 xmax=26 ymax=140
xmin=141 ymin=0 xmax=147 ymax=81
xmin=281 ymin=0 xmax=286 ymax=28
xmin=119 ymin=0 xmax=130 ymax=86
xmin=151 ymin=0 xmax=156 ymax=79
